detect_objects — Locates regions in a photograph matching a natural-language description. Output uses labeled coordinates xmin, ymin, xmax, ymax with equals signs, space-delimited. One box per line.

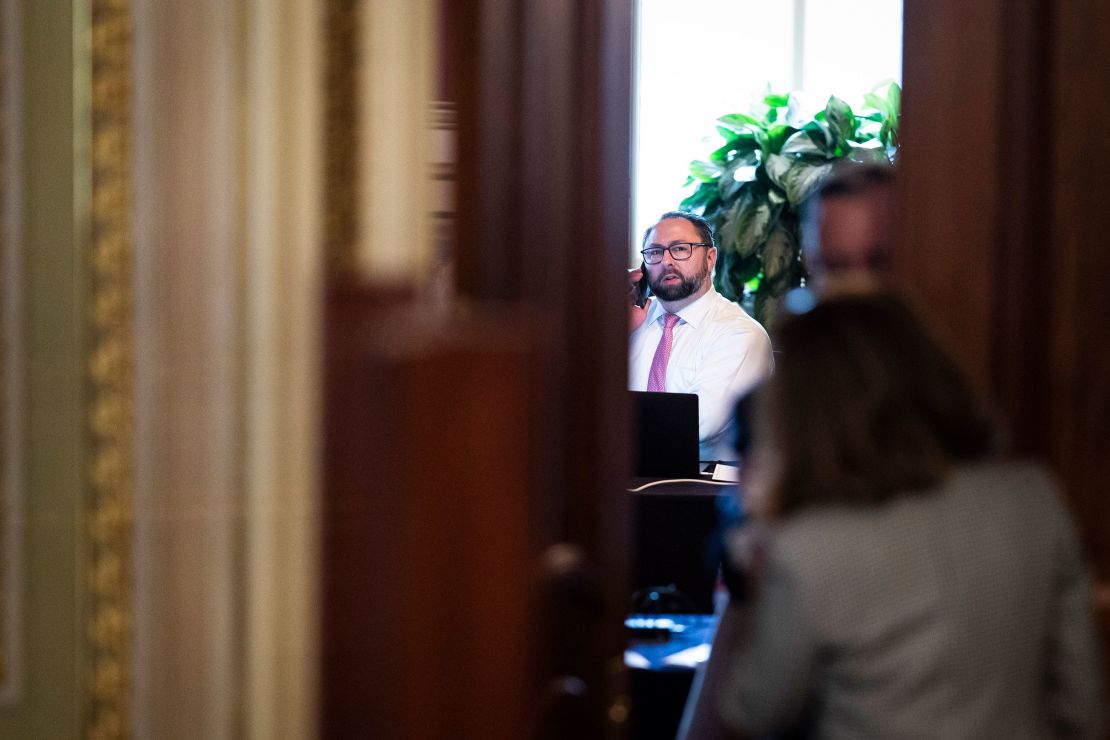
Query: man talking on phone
xmin=629 ymin=211 xmax=772 ymax=461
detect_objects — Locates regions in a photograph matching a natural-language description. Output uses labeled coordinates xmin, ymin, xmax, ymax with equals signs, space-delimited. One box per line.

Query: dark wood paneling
xmin=991 ymin=0 xmax=1053 ymax=458
xmin=321 ymin=286 xmax=538 ymax=739
xmin=451 ymin=1 xmax=634 ymax=735
xmin=901 ymin=0 xmax=1055 ymax=456
xmin=901 ymin=0 xmax=1110 ymax=716
xmin=450 ymin=0 xmax=524 ymax=302
xmin=898 ymin=0 xmax=1005 ymax=390
xmin=902 ymin=0 xmax=1110 ymax=554
xmin=1047 ymin=0 xmax=1110 ymax=579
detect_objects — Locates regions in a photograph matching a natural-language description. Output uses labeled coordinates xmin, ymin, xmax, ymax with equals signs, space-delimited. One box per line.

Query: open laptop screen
xmin=630 ymin=391 xmax=700 ymax=478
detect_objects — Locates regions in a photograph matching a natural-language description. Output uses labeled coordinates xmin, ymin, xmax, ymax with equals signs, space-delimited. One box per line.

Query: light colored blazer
xmin=720 ymin=462 xmax=1103 ymax=739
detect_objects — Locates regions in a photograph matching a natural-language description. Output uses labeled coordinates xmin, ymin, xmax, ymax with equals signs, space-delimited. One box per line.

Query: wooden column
xmin=321 ymin=293 xmax=538 ymax=739
xmin=1045 ymin=0 xmax=1110 ymax=591
xmin=451 ymin=1 xmax=635 ymax=733
xmin=900 ymin=0 xmax=1110 ymax=686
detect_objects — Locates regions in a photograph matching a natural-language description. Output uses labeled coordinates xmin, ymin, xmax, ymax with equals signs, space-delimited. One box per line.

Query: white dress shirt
xmin=629 ymin=288 xmax=772 ymax=460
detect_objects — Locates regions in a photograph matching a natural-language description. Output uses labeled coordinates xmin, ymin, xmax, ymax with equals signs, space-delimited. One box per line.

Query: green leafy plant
xmin=679 ymin=82 xmax=901 ymax=323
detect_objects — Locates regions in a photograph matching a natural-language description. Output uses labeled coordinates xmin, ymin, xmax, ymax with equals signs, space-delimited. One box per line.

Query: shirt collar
xmin=648 ymin=287 xmax=716 ymax=329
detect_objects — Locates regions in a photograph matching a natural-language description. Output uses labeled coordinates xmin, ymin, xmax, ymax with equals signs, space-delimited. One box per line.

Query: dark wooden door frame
xmin=319 ymin=1 xmax=637 ymax=737
xmin=449 ymin=2 xmax=636 ymax=734
xmin=899 ymin=0 xmax=1110 ymax=670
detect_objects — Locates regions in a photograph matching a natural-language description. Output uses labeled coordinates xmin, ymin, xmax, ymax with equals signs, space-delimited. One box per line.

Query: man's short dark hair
xmin=642 ymin=211 xmax=716 ymax=251
xmin=812 ymin=161 xmax=895 ymax=201
xmin=800 ymin=162 xmax=895 ymax=247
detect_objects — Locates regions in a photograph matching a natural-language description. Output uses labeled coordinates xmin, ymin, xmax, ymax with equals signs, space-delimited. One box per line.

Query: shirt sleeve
xmin=718 ymin=541 xmax=815 ymax=736
xmin=695 ymin=323 xmax=772 ymax=456
xmin=1044 ymin=503 xmax=1104 ymax=738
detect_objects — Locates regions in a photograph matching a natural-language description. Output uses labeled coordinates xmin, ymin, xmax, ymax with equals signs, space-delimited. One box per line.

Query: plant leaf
xmin=863 ymin=92 xmax=890 ymax=117
xmin=708 ymin=141 xmax=733 ymax=163
xmin=718 ymin=157 xmax=759 ymax=201
xmin=717 ymin=113 xmax=763 ymax=133
xmin=760 ymin=224 xmax=798 ymax=281
xmin=765 ymin=152 xmax=833 ymax=205
xmin=717 ymin=161 xmax=746 ymax=201
xmin=724 ymin=253 xmax=761 ymax=299
xmin=684 ymin=82 xmax=901 ymax=319
xmin=717 ymin=186 xmax=777 ymax=259
xmin=848 ymin=145 xmax=891 ymax=165
xmin=763 ymin=153 xmax=793 ymax=191
xmin=689 ymin=159 xmax=722 ymax=182
xmin=754 ymin=291 xmax=783 ymax=328
xmin=781 ymin=161 xmax=834 ymax=205
xmin=713 ymin=251 xmax=731 ymax=296
xmin=679 ymin=182 xmax=718 ymax=210
xmin=781 ymin=129 xmax=827 ymax=157
xmin=856 ymin=119 xmax=882 ymax=140
xmin=886 ymin=82 xmax=901 ymax=114
xmin=824 ymin=96 xmax=857 ymax=151
xmin=702 ymin=199 xmax=723 ymax=222
xmin=717 ymin=134 xmax=759 ymax=160
xmin=733 ymin=254 xmax=762 ymax=283
xmin=800 ymin=120 xmax=834 ymax=154
xmin=764 ymin=124 xmax=795 ymax=155
xmin=763 ymin=92 xmax=790 ymax=108
xmin=785 ymin=93 xmax=807 ymax=128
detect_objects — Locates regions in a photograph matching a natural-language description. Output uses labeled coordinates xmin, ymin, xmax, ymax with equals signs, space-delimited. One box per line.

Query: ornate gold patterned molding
xmin=428 ymin=100 xmax=457 ymax=183
xmin=324 ymin=0 xmax=360 ymax=279
xmin=86 ymin=0 xmax=134 ymax=737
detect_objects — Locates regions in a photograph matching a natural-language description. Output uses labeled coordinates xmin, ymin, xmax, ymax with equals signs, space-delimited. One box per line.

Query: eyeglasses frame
xmin=640 ymin=242 xmax=711 ymax=265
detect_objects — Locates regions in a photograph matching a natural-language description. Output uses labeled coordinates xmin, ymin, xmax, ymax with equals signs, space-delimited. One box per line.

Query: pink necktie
xmin=646 ymin=313 xmax=681 ymax=392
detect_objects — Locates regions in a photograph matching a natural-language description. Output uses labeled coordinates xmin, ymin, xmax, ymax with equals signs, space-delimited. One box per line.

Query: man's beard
xmin=649 ymin=261 xmax=709 ymax=302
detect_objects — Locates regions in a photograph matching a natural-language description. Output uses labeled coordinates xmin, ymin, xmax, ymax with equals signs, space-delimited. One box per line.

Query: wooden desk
xmin=630 ymin=479 xmax=737 ymax=614
xmin=625 ymin=614 xmax=720 ymax=740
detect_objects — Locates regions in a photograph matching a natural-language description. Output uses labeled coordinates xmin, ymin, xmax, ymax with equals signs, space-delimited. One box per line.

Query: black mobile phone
xmin=633 ymin=261 xmax=651 ymax=308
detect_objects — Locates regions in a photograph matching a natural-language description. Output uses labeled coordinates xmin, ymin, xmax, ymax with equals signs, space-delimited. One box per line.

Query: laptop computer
xmin=630 ymin=391 xmax=700 ymax=479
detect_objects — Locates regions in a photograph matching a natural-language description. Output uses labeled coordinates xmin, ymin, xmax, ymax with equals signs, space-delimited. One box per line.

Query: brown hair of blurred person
xmin=754 ymin=291 xmax=996 ymax=519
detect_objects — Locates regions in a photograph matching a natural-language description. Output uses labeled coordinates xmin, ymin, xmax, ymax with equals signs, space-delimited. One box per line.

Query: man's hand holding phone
xmin=628 ymin=264 xmax=652 ymax=332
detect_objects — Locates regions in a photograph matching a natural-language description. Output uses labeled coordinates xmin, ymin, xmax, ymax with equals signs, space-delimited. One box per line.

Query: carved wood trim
xmin=323 ymin=0 xmax=360 ymax=279
xmin=0 ymin=0 xmax=20 ymax=703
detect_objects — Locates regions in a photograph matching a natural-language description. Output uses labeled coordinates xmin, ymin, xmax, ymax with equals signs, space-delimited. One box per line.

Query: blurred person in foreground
xmin=682 ymin=291 xmax=1103 ymax=739
xmin=797 ymin=161 xmax=896 ymax=299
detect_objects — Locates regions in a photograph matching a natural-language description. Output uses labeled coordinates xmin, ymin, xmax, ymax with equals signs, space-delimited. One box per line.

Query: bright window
xmin=633 ymin=0 xmax=903 ymax=259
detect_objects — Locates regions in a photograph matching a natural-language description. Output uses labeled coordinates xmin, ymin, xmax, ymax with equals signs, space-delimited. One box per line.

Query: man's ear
xmin=706 ymin=246 xmax=717 ymax=271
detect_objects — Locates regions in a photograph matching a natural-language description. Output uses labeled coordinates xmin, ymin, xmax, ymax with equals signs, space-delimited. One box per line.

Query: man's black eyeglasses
xmin=641 ymin=242 xmax=710 ymax=265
